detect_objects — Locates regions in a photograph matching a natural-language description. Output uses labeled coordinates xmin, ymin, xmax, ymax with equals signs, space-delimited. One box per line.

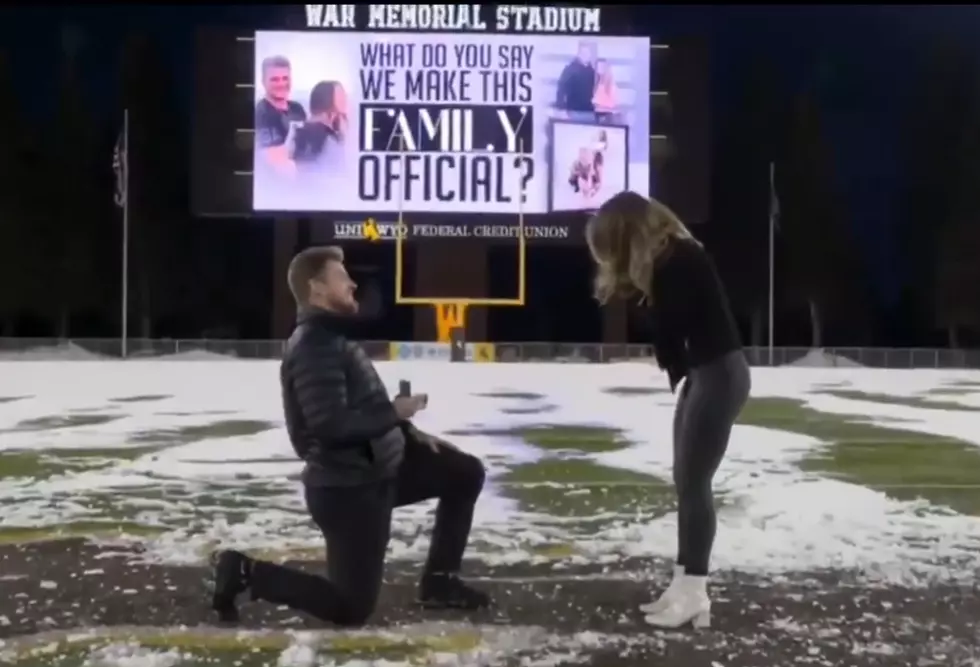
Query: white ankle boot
xmin=639 ymin=564 xmax=685 ymax=614
xmin=643 ymin=574 xmax=711 ymax=629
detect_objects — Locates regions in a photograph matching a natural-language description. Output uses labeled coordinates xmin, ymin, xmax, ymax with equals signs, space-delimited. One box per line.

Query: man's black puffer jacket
xmin=280 ymin=308 xmax=405 ymax=486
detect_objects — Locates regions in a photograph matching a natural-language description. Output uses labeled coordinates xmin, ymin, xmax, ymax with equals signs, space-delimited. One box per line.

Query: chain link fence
xmin=1 ymin=338 xmax=979 ymax=368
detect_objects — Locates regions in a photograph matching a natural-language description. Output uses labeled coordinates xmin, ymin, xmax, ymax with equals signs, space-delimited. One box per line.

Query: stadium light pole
xmin=113 ymin=109 xmax=130 ymax=358
xmin=767 ymin=161 xmax=778 ymax=367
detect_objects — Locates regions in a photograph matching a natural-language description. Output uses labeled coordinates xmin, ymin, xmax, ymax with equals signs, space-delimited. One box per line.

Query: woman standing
xmin=585 ymin=191 xmax=750 ymax=629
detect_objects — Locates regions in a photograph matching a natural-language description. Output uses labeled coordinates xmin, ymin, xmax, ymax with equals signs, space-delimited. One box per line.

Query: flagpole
xmin=121 ymin=108 xmax=130 ymax=359
xmin=767 ymin=161 xmax=775 ymax=367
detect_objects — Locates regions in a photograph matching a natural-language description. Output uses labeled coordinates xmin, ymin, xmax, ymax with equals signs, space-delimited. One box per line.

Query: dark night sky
xmin=3 ymin=5 xmax=979 ymax=307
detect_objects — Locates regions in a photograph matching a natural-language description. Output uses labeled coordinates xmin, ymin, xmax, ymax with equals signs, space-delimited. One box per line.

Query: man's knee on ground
xmin=332 ymin=595 xmax=377 ymax=627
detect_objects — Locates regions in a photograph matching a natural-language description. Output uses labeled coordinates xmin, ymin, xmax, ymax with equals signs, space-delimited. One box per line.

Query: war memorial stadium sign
xmin=303 ymin=4 xmax=603 ymax=33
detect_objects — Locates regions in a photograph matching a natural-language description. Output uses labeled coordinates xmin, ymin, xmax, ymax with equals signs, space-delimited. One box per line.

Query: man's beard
xmin=329 ymin=296 xmax=359 ymax=315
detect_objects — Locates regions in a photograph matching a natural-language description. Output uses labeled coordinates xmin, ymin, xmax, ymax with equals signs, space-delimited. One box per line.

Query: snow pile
xmin=151 ymin=350 xmax=241 ymax=362
xmin=784 ymin=348 xmax=864 ymax=368
xmin=0 ymin=341 xmax=111 ymax=362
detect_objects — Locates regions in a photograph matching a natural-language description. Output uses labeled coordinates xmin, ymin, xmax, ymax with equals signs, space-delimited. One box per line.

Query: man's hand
xmin=263 ymin=145 xmax=296 ymax=176
xmin=393 ymin=395 xmax=427 ymax=420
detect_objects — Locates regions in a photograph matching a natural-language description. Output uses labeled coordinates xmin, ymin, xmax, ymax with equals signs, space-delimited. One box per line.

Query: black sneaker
xmin=418 ymin=573 xmax=492 ymax=610
xmin=211 ymin=549 xmax=251 ymax=623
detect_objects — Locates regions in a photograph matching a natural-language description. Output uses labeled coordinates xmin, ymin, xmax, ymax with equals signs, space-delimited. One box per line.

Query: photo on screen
xmin=548 ymin=121 xmax=629 ymax=213
xmin=252 ymin=42 xmax=357 ymax=212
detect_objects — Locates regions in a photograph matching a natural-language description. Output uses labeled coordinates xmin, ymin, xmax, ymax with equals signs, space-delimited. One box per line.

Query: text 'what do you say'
xmin=359 ymin=42 xmax=534 ymax=104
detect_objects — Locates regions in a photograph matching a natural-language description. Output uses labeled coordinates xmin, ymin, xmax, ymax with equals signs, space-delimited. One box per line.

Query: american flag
xmin=112 ymin=121 xmax=127 ymax=209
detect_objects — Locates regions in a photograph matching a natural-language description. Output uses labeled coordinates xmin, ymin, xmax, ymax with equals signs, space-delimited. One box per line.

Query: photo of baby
xmin=550 ymin=122 xmax=628 ymax=212
xmin=567 ymin=130 xmax=608 ymax=199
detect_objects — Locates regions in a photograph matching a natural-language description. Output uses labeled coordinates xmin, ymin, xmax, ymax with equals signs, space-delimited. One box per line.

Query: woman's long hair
xmin=585 ymin=191 xmax=697 ymax=305
xmin=309 ymin=81 xmax=348 ymax=137
xmin=595 ymin=60 xmax=615 ymax=93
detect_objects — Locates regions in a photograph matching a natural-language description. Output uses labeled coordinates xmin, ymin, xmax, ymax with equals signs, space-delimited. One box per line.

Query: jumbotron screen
xmin=251 ymin=31 xmax=650 ymax=215
xmin=190 ymin=6 xmax=708 ymax=230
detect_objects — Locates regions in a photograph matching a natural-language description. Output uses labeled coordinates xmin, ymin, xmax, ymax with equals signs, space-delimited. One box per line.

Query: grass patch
xmin=602 ymin=386 xmax=668 ymax=396
xmin=0 ymin=485 xmax=294 ymax=532
xmin=927 ymin=387 xmax=978 ymax=396
xmin=520 ymin=425 xmax=630 ymax=453
xmin=476 ymin=390 xmax=546 ymax=400
xmin=53 ymin=446 xmax=165 ymax=460
xmin=7 ymin=628 xmax=483 ymax=666
xmin=943 ymin=379 xmax=980 ymax=387
xmin=531 ymin=542 xmax=578 ymax=558
xmin=130 ymin=419 xmax=276 ymax=446
xmin=116 ymin=482 xmax=288 ymax=501
xmin=501 ymin=404 xmax=557 ymax=415
xmin=810 ymin=381 xmax=851 ymax=388
xmin=96 ymin=484 xmax=297 ymax=523
xmin=0 ymin=522 xmax=166 ymax=545
xmin=0 ymin=445 xmax=169 ymax=481
xmin=445 ymin=424 xmax=629 ymax=453
xmin=822 ymin=389 xmax=980 ymax=412
xmin=499 ymin=459 xmax=674 ymax=518
xmin=7 ymin=413 xmax=121 ymax=432
xmin=110 ymin=394 xmax=172 ymax=403
xmin=10 ymin=649 xmax=282 ymax=667
xmin=739 ymin=397 xmax=980 ymax=514
xmin=175 ymin=456 xmax=295 ymax=465
xmin=0 ymin=452 xmax=78 ymax=480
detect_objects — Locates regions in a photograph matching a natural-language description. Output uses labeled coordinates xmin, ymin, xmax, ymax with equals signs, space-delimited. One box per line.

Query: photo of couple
xmin=254 ymin=55 xmax=350 ymax=179
xmin=554 ymin=41 xmax=620 ymax=123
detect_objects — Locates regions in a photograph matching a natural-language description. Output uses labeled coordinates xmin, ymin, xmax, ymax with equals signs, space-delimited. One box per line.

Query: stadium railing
xmin=0 ymin=338 xmax=979 ymax=369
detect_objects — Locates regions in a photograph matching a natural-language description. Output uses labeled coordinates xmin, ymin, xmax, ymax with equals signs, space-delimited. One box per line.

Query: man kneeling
xmin=210 ymin=246 xmax=490 ymax=626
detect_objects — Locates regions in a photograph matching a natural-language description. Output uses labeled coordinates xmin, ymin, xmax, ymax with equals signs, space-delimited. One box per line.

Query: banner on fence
xmin=388 ymin=341 xmax=495 ymax=362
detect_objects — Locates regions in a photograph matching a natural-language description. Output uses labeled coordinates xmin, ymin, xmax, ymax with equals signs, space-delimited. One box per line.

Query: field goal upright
xmin=392 ymin=141 xmax=528 ymax=344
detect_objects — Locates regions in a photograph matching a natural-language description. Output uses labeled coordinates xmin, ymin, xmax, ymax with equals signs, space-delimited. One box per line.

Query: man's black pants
xmin=248 ymin=436 xmax=485 ymax=625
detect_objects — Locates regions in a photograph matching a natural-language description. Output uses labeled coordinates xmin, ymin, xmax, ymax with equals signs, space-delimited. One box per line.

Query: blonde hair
xmin=585 ymin=192 xmax=697 ymax=305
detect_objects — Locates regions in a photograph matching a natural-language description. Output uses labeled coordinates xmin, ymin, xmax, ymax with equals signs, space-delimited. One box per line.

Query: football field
xmin=1 ymin=360 xmax=979 ymax=666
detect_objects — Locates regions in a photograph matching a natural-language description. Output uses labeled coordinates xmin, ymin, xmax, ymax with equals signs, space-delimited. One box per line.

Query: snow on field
xmin=1 ymin=361 xmax=980 ymax=584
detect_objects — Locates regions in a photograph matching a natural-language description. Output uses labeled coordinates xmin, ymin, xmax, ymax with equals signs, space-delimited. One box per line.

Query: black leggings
xmin=249 ymin=434 xmax=485 ymax=626
xmin=672 ymin=350 xmax=750 ymax=576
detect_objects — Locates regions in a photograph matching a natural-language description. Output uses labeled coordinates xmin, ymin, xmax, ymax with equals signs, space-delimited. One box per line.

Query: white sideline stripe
xmin=494 ymin=481 xmax=980 ymax=489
